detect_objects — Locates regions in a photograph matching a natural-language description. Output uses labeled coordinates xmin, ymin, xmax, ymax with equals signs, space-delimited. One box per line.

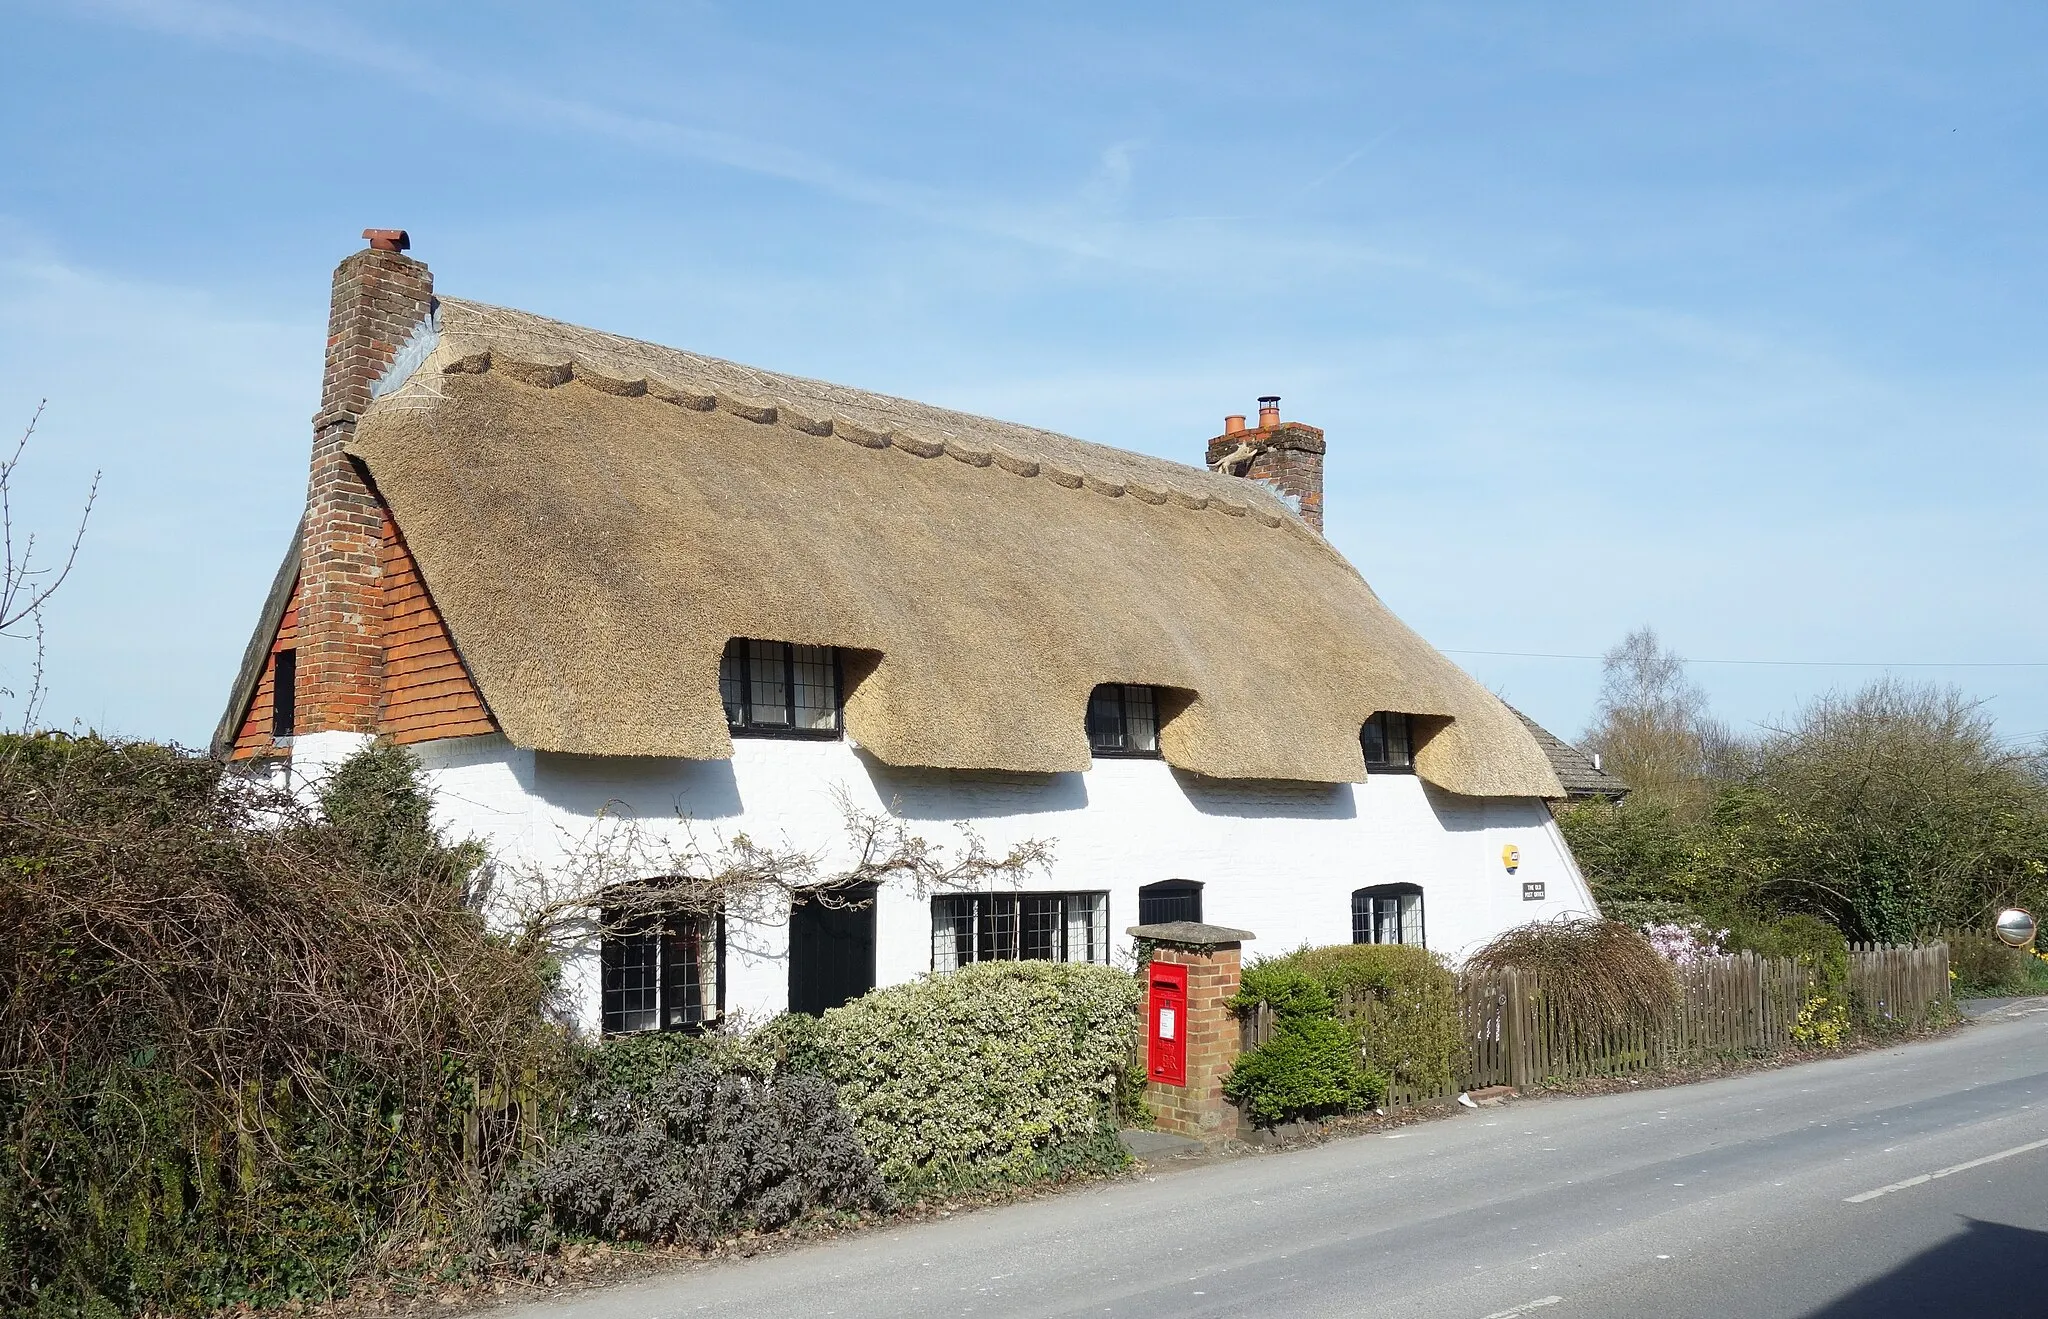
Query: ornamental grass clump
xmin=1465 ymin=918 xmax=1680 ymax=1042
xmin=809 ymin=961 xmax=1141 ymax=1194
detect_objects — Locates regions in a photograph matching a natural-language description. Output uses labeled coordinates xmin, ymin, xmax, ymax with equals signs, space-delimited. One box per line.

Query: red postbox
xmin=1147 ymin=961 xmax=1188 ymax=1086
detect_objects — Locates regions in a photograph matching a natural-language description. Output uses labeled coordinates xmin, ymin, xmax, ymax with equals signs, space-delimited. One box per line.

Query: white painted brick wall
xmin=407 ymin=734 xmax=1599 ymax=1033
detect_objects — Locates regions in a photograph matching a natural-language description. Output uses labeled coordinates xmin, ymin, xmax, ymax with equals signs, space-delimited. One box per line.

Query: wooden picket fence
xmin=1239 ymin=943 xmax=1951 ymax=1107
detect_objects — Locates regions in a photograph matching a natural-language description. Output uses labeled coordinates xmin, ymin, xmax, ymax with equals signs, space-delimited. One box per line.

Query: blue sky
xmin=1 ymin=0 xmax=2043 ymax=751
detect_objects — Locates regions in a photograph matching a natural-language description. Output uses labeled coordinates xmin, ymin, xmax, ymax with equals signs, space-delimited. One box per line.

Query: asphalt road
xmin=504 ymin=1005 xmax=2048 ymax=1318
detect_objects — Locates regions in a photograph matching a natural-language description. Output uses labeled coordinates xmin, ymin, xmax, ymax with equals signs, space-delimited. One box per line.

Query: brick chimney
xmin=1204 ymin=395 xmax=1326 ymax=532
xmin=296 ymin=230 xmax=434 ymax=742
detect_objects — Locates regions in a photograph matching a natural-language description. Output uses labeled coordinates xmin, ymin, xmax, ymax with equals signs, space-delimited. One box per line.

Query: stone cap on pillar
xmin=1127 ymin=921 xmax=1255 ymax=950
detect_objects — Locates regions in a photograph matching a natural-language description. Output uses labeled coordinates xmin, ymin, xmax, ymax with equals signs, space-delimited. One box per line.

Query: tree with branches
xmin=0 ymin=401 xmax=99 ymax=727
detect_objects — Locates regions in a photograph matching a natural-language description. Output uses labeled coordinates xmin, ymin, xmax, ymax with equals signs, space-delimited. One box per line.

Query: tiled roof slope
xmin=1510 ymin=708 xmax=1630 ymax=799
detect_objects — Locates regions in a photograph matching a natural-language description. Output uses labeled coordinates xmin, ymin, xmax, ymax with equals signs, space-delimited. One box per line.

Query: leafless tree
xmin=1582 ymin=626 xmax=1741 ymax=808
xmin=502 ymin=787 xmax=1055 ymax=968
xmin=0 ymin=401 xmax=99 ymax=727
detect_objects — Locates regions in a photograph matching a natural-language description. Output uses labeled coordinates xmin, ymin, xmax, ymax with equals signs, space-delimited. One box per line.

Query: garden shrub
xmin=1226 ymin=951 xmax=1406 ymax=1126
xmin=1223 ymin=1018 xmax=1382 ymax=1127
xmin=491 ymin=1064 xmax=889 ymax=1247
xmin=1231 ymin=961 xmax=1336 ymax=1022
xmin=1790 ymin=995 xmax=1850 ymax=1050
xmin=1465 ymin=918 xmax=1680 ymax=1042
xmin=1946 ymin=935 xmax=2044 ymax=997
xmin=1725 ymin=914 xmax=1848 ymax=995
xmin=0 ymin=736 xmax=566 ymax=1316
xmin=1274 ymin=944 xmax=1463 ymax=1096
xmin=809 ymin=961 xmax=1141 ymax=1193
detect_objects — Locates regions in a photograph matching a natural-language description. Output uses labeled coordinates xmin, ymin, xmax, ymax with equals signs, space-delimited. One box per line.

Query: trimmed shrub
xmin=810 ymin=961 xmax=1141 ymax=1193
xmin=1277 ymin=944 xmax=1463 ymax=1096
xmin=1222 ymin=1019 xmax=1382 ymax=1127
xmin=1231 ymin=961 xmax=1336 ymax=1022
xmin=491 ymin=1065 xmax=889 ymax=1247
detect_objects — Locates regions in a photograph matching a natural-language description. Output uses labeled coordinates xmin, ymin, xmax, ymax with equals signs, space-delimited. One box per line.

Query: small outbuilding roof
xmin=304 ymin=297 xmax=1562 ymax=795
xmin=1509 ymin=708 xmax=1630 ymax=799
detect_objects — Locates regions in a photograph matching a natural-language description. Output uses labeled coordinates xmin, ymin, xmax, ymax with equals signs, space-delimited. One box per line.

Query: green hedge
xmin=1223 ymin=1016 xmax=1380 ymax=1125
xmin=803 ymin=961 xmax=1141 ymax=1193
xmin=1237 ymin=944 xmax=1463 ymax=1098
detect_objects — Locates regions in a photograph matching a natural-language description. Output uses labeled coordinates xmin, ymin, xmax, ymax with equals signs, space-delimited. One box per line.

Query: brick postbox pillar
xmin=1129 ymin=921 xmax=1255 ymax=1142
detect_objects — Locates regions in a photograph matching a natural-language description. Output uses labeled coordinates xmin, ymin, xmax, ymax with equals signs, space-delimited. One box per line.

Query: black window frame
xmin=1351 ymin=883 xmax=1425 ymax=948
xmin=600 ymin=905 xmax=726 ymax=1035
xmin=1361 ymin=711 xmax=1415 ymax=772
xmin=720 ymin=638 xmax=845 ymax=739
xmin=1086 ymin=683 xmax=1162 ymax=758
xmin=271 ymin=648 xmax=297 ymax=740
xmin=930 ymin=891 xmax=1111 ymax=970
xmin=1138 ymin=879 xmax=1204 ymax=926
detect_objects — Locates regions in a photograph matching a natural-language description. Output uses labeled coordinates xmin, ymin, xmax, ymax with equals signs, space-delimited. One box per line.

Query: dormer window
xmin=1362 ymin=711 xmax=1413 ymax=772
xmin=1087 ymin=684 xmax=1160 ymax=757
xmin=720 ymin=639 xmax=842 ymax=737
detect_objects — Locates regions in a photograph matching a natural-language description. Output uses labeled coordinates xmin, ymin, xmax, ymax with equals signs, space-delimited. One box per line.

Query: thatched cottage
xmin=217 ymin=232 xmax=1597 ymax=1034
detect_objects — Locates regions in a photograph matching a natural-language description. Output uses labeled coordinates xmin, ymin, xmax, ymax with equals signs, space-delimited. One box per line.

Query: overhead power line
xmin=1442 ymin=649 xmax=2048 ymax=669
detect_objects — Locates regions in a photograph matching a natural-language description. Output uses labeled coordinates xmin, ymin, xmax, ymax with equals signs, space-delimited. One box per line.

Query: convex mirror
xmin=1993 ymin=908 xmax=2037 ymax=949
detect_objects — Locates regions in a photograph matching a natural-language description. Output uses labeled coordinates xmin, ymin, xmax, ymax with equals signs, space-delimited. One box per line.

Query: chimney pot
xmin=1224 ymin=414 xmax=1246 ymax=435
xmin=362 ymin=228 xmax=411 ymax=253
xmin=1257 ymin=395 xmax=1281 ymax=429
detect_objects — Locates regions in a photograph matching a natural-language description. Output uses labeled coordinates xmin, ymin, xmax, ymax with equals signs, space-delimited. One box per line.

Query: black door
xmin=789 ymin=884 xmax=878 ymax=1015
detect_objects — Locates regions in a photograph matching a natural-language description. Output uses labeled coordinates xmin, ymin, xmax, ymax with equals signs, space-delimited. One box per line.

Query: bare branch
xmin=0 ymin=402 xmax=99 ymax=728
xmin=501 ymin=789 xmax=1055 ymax=965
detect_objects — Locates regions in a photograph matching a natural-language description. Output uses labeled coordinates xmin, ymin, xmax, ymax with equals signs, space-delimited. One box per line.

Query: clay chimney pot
xmin=1224 ymin=414 xmax=1246 ymax=435
xmin=362 ymin=228 xmax=411 ymax=253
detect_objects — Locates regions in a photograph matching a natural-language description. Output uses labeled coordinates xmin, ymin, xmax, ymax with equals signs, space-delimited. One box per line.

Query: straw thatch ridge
xmin=329 ymin=298 xmax=1562 ymax=794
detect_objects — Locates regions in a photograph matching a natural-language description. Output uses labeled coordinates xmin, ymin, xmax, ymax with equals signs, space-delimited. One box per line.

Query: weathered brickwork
xmin=299 ymin=242 xmax=434 ymax=738
xmin=227 ymin=505 xmax=497 ymax=756
xmin=1205 ymin=421 xmax=1326 ymax=533
xmin=1143 ymin=941 xmax=1245 ymax=1141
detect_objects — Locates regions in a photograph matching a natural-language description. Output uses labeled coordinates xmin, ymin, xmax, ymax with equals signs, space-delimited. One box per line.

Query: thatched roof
xmin=327 ymin=297 xmax=1562 ymax=794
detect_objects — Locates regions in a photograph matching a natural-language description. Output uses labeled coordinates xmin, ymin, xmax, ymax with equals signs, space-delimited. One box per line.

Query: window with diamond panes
xmin=1361 ymin=711 xmax=1414 ymax=771
xmin=1086 ymin=684 xmax=1160 ymax=756
xmin=720 ymin=639 xmax=842 ymax=736
xmin=1350 ymin=884 xmax=1424 ymax=948
xmin=600 ymin=908 xmax=723 ymax=1033
xmin=930 ymin=892 xmax=1109 ymax=971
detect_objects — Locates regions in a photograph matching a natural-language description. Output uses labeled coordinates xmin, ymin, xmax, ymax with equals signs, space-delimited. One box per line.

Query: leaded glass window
xmin=1086 ymin=684 xmax=1160 ymax=756
xmin=720 ymin=639 xmax=843 ymax=736
xmin=600 ymin=908 xmax=723 ymax=1033
xmin=1362 ymin=711 xmax=1414 ymax=771
xmin=931 ymin=892 xmax=1109 ymax=971
xmin=1351 ymin=884 xmax=1424 ymax=948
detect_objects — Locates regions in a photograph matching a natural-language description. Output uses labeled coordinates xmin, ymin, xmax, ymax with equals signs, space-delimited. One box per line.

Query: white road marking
xmin=1479 ymin=1297 xmax=1563 ymax=1318
xmin=1844 ymin=1136 xmax=2048 ymax=1203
